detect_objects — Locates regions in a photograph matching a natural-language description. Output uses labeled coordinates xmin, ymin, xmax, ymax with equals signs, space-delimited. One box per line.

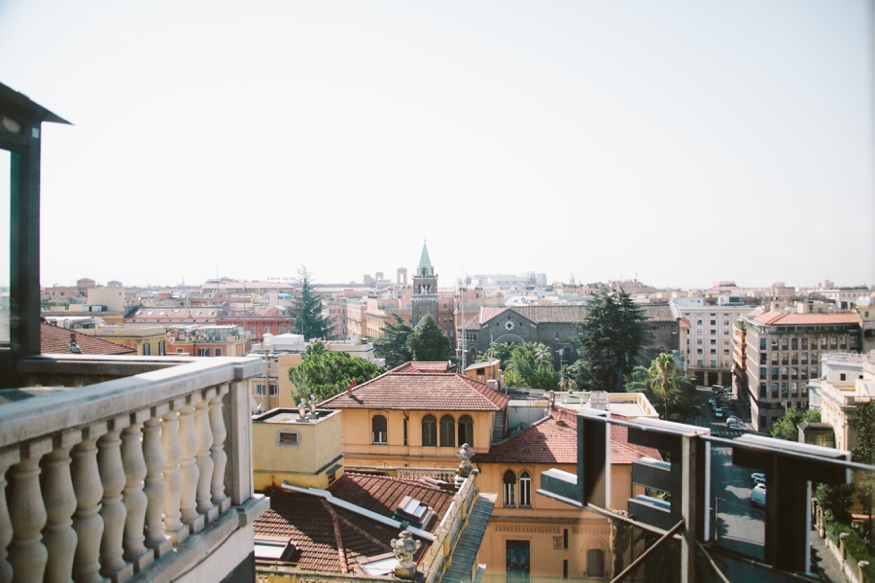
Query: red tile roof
xmin=320 ymin=370 xmax=509 ymax=411
xmin=254 ymin=473 xmax=454 ymax=573
xmin=472 ymin=407 xmax=660 ymax=465
xmin=753 ymin=311 xmax=861 ymax=326
xmin=389 ymin=361 xmax=451 ymax=373
xmin=40 ymin=322 xmax=136 ymax=355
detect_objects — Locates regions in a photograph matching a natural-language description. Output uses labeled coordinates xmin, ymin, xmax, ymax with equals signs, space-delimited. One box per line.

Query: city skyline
xmin=1 ymin=1 xmax=871 ymax=290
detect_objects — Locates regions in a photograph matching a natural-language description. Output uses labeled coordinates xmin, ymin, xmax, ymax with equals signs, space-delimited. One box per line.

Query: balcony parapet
xmin=1 ymin=354 xmax=268 ymax=583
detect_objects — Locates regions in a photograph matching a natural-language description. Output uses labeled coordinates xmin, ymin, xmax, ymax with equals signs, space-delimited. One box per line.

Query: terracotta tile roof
xmin=254 ymin=473 xmax=453 ymax=573
xmin=40 ymin=323 xmax=136 ymax=355
xmin=753 ymin=311 xmax=861 ymax=326
xmin=320 ymin=370 xmax=508 ymax=411
xmin=472 ymin=407 xmax=660 ymax=465
xmin=463 ymin=313 xmax=480 ymax=331
xmin=389 ymin=361 xmax=451 ymax=373
xmin=641 ymin=304 xmax=675 ymax=323
xmin=480 ymin=306 xmax=589 ymax=326
xmin=679 ymin=317 xmax=691 ymax=329
xmin=126 ymin=307 xmax=223 ymax=324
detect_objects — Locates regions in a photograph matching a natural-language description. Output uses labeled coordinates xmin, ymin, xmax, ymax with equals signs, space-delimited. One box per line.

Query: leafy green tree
xmin=373 ymin=314 xmax=414 ymax=369
xmin=476 ymin=342 xmax=517 ymax=370
xmin=406 ymin=314 xmax=452 ymax=361
xmin=770 ymin=407 xmax=821 ymax=442
xmin=850 ymin=400 xmax=875 ymax=548
xmin=288 ymin=341 xmax=384 ymax=402
xmin=575 ymin=288 xmax=651 ymax=392
xmin=291 ymin=267 xmax=334 ymax=340
xmin=626 ymin=353 xmax=698 ymax=421
xmin=502 ymin=342 xmax=559 ymax=391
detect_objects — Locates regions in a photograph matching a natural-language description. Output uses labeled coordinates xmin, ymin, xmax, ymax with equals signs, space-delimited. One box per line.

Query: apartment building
xmin=670 ymin=298 xmax=755 ymax=387
xmin=737 ymin=305 xmax=862 ymax=432
xmin=808 ymin=351 xmax=875 ymax=451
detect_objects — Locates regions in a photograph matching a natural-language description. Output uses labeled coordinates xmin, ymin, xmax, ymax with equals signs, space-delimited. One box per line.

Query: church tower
xmin=411 ymin=241 xmax=439 ymax=327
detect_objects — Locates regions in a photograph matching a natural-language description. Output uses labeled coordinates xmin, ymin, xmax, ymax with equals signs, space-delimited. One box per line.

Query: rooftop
xmin=254 ymin=473 xmax=454 ymax=573
xmin=472 ymin=407 xmax=660 ymax=465
xmin=320 ymin=369 xmax=508 ymax=412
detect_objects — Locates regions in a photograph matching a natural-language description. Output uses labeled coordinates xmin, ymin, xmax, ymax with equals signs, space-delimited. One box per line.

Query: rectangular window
xmin=710 ymin=320 xmax=716 ymax=326
xmin=269 ymin=385 xmax=278 ymax=396
xmin=198 ymin=348 xmax=209 ymax=357
xmin=255 ymin=384 xmax=265 ymax=396
xmin=563 ymin=528 xmax=569 ymax=550
xmin=214 ymin=348 xmax=222 ymax=357
xmin=279 ymin=327 xmax=285 ymax=334
xmin=563 ymin=560 xmax=568 ymax=580
xmin=158 ymin=340 xmax=165 ymax=356
xmin=143 ymin=343 xmax=151 ymax=356
xmin=403 ymin=418 xmax=408 ymax=446
xmin=278 ymin=432 xmax=298 ymax=445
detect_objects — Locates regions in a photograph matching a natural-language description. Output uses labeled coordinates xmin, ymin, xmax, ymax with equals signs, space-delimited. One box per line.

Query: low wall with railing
xmin=1 ymin=354 xmax=269 ymax=583
xmin=420 ymin=470 xmax=479 ymax=583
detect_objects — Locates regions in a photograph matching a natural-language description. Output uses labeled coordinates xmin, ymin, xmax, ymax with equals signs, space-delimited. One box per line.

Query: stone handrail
xmin=395 ymin=467 xmax=457 ymax=482
xmin=420 ymin=471 xmax=479 ymax=583
xmin=1 ymin=354 xmax=267 ymax=583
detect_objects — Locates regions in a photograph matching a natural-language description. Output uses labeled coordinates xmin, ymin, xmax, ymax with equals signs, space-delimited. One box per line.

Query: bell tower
xmin=411 ymin=241 xmax=439 ymax=326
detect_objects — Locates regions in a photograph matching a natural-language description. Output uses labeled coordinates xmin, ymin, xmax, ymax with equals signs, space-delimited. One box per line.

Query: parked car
xmin=725 ymin=416 xmax=740 ymax=426
xmin=729 ymin=422 xmax=745 ymax=431
xmin=713 ymin=408 xmax=724 ymax=418
xmin=751 ymin=472 xmax=766 ymax=484
xmin=751 ymin=483 xmax=766 ymax=506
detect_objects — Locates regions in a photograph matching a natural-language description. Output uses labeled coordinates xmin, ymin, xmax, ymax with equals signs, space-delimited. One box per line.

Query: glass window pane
xmin=0 ymin=151 xmax=9 ymax=347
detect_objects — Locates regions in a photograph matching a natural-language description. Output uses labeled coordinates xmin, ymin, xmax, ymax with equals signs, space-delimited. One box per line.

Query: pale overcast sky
xmin=0 ymin=0 xmax=871 ymax=290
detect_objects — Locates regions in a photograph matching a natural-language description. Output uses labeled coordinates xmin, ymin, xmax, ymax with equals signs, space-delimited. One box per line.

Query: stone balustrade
xmin=1 ymin=354 xmax=269 ymax=583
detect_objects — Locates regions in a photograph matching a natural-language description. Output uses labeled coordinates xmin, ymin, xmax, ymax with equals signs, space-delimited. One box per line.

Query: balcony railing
xmin=1 ymin=354 xmax=269 ymax=583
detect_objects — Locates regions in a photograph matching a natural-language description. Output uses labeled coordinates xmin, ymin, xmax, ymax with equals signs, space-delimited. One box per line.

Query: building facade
xmin=738 ymin=306 xmax=862 ymax=432
xmin=670 ymin=298 xmax=754 ymax=387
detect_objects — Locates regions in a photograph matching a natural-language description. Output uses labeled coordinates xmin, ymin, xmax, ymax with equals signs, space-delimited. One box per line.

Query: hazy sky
xmin=1 ymin=0 xmax=871 ymax=290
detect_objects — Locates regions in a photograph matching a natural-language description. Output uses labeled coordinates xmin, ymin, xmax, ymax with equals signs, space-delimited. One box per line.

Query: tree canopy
xmin=288 ymin=341 xmax=385 ymax=403
xmin=574 ymin=288 xmax=651 ymax=392
xmin=769 ymin=407 xmax=821 ymax=442
xmin=625 ymin=353 xmax=698 ymax=421
xmin=407 ymin=314 xmax=452 ymax=362
xmin=502 ymin=342 xmax=559 ymax=391
xmin=475 ymin=342 xmax=517 ymax=370
xmin=291 ymin=267 xmax=334 ymax=340
xmin=373 ymin=314 xmax=413 ymax=369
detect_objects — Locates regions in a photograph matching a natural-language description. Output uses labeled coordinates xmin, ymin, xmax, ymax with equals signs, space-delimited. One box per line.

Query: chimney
xmin=347 ymin=378 xmax=357 ymax=395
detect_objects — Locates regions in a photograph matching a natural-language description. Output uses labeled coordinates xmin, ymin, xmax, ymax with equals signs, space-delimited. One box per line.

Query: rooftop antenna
xmin=458 ymin=276 xmax=467 ymax=371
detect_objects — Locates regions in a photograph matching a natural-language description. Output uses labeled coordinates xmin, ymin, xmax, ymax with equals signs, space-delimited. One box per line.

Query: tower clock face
xmin=505 ymin=321 xmax=514 ymax=331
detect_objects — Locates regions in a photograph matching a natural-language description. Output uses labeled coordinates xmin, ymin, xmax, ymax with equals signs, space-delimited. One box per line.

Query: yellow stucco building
xmin=320 ymin=362 xmax=509 ymax=474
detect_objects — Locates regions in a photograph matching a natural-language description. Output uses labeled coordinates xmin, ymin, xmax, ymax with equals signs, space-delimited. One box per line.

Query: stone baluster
xmin=195 ymin=391 xmax=217 ymax=523
xmin=98 ymin=420 xmax=134 ymax=582
xmin=0 ymin=448 xmax=21 ymax=583
xmin=121 ymin=413 xmax=153 ymax=573
xmin=161 ymin=408 xmax=186 ymax=545
xmin=178 ymin=399 xmax=204 ymax=533
xmin=41 ymin=434 xmax=80 ymax=583
xmin=143 ymin=410 xmax=172 ymax=556
xmin=8 ymin=440 xmax=52 ymax=582
xmin=71 ymin=425 xmax=106 ymax=583
xmin=209 ymin=386 xmax=230 ymax=513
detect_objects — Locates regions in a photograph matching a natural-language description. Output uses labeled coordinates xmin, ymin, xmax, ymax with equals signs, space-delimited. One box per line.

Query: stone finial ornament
xmin=457 ymin=443 xmax=474 ymax=478
xmin=391 ymin=530 xmax=421 ymax=579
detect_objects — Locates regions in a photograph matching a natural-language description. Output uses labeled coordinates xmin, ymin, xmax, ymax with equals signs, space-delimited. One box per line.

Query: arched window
xmin=586 ymin=549 xmax=605 ymax=578
xmin=371 ymin=415 xmax=387 ymax=445
xmin=440 ymin=415 xmax=455 ymax=447
xmin=503 ymin=470 xmax=516 ymax=507
xmin=458 ymin=415 xmax=474 ymax=447
xmin=519 ymin=471 xmax=532 ymax=507
xmin=422 ymin=415 xmax=437 ymax=447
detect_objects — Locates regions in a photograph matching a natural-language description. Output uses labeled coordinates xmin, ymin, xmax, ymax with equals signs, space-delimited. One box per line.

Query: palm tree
xmin=648 ymin=353 xmax=684 ymax=420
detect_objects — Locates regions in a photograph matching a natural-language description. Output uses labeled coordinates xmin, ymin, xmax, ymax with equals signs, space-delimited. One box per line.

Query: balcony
xmin=1 ymin=354 xmax=269 ymax=583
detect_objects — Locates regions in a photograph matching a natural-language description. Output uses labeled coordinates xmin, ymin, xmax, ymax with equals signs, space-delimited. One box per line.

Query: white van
xmin=750 ymin=484 xmax=766 ymax=506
